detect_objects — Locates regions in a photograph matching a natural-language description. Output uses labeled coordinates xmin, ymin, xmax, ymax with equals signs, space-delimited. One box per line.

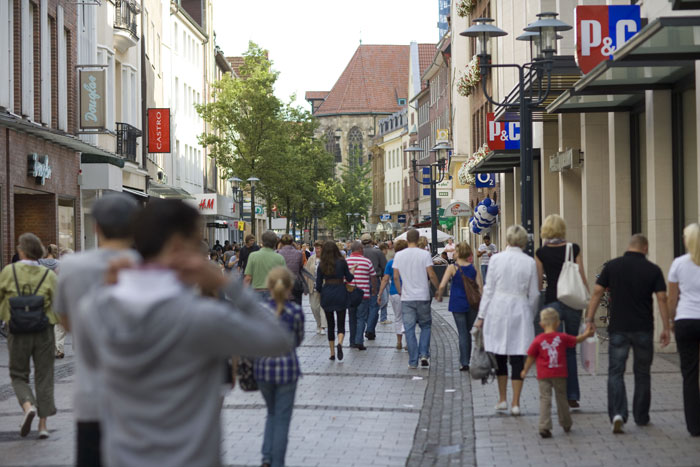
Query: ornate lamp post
xmin=406 ymin=142 xmax=452 ymax=256
xmin=461 ymin=13 xmax=571 ymax=256
xmin=228 ymin=177 xmax=244 ymax=243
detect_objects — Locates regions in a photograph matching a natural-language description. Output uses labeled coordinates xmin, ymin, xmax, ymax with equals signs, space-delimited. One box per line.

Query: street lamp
xmin=228 ymin=177 xmax=244 ymax=243
xmin=406 ymin=142 xmax=452 ymax=256
xmin=247 ymin=176 xmax=260 ymax=237
xmin=461 ymin=12 xmax=571 ymax=256
xmin=346 ymin=212 xmax=352 ymax=240
xmin=310 ymin=201 xmax=325 ymax=242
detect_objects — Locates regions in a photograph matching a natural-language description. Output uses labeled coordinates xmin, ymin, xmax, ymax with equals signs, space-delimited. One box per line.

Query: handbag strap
xmin=565 ymin=243 xmax=573 ymax=263
xmin=33 ymin=268 xmax=51 ymax=295
xmin=11 ymin=264 xmax=21 ymax=296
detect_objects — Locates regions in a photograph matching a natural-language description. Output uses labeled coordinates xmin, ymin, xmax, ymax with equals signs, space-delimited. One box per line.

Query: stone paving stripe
xmin=223 ymin=403 xmax=420 ymax=413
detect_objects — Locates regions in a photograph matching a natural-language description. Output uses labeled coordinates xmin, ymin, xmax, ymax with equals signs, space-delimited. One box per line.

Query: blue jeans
xmin=366 ymin=295 xmax=380 ymax=335
xmin=541 ymin=301 xmax=581 ymax=401
xmin=402 ymin=300 xmax=432 ymax=367
xmin=452 ymin=310 xmax=477 ymax=367
xmin=608 ymin=331 xmax=653 ymax=425
xmin=379 ymin=288 xmax=389 ymax=322
xmin=348 ymin=306 xmax=357 ymax=345
xmin=355 ymin=299 xmax=370 ymax=345
xmin=480 ymin=265 xmax=488 ymax=284
xmin=258 ymin=380 xmax=297 ymax=467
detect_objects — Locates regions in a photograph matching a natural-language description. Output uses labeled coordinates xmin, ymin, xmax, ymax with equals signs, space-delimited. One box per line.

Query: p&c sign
xmin=487 ymin=113 xmax=519 ymax=151
xmin=575 ymin=5 xmax=641 ymax=74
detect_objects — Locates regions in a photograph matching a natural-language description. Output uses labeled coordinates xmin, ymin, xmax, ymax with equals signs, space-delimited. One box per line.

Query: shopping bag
xmin=469 ymin=327 xmax=498 ymax=384
xmin=580 ymin=334 xmax=598 ymax=376
xmin=557 ymin=243 xmax=589 ymax=309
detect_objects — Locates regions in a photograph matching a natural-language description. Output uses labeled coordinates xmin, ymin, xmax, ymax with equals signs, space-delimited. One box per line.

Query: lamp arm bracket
xmin=479 ymin=62 xmax=524 ymax=109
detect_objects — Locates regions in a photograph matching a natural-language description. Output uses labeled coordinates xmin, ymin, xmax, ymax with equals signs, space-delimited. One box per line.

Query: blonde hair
xmin=541 ymin=214 xmax=567 ymax=240
xmin=266 ymin=266 xmax=294 ymax=315
xmin=456 ymin=241 xmax=472 ymax=260
xmin=540 ymin=308 xmax=560 ymax=327
xmin=417 ymin=236 xmax=429 ymax=249
xmin=45 ymin=244 xmax=59 ymax=258
xmin=684 ymin=223 xmax=700 ymax=266
xmin=506 ymin=225 xmax=528 ymax=248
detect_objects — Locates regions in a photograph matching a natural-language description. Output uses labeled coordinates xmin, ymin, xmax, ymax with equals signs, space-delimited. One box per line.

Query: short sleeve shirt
xmin=346 ymin=254 xmax=375 ymax=297
xmin=478 ymin=243 xmax=498 ymax=266
xmin=384 ymin=260 xmax=398 ymax=295
xmin=527 ymin=332 xmax=577 ymax=379
xmin=668 ymin=254 xmax=700 ymax=320
xmin=393 ymin=247 xmax=433 ymax=301
xmin=596 ymin=252 xmax=666 ymax=333
xmin=244 ymin=248 xmax=286 ymax=289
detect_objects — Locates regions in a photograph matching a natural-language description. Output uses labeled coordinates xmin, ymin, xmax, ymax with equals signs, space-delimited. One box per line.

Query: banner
xmin=148 ymin=108 xmax=171 ymax=153
xmin=487 ymin=112 xmax=520 ymax=150
xmin=79 ymin=70 xmax=106 ymax=130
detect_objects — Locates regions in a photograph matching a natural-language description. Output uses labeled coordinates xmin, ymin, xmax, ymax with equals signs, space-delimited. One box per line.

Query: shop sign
xmin=437 ymin=189 xmax=452 ymax=199
xmin=193 ymin=194 xmax=217 ymax=215
xmin=575 ymin=5 xmax=641 ymax=74
xmin=487 ymin=113 xmax=519 ymax=150
xmin=79 ymin=70 xmax=106 ymax=130
xmin=436 ymin=129 xmax=449 ymax=143
xmin=255 ymin=206 xmax=264 ymax=215
xmin=475 ymin=173 xmax=496 ymax=188
xmin=148 ymin=108 xmax=171 ymax=153
xmin=238 ymin=221 xmax=245 ymax=231
xmin=27 ymin=153 xmax=52 ymax=185
xmin=444 ymin=201 xmax=473 ymax=217
xmin=398 ymin=214 xmax=406 ymax=223
xmin=380 ymin=213 xmax=391 ymax=221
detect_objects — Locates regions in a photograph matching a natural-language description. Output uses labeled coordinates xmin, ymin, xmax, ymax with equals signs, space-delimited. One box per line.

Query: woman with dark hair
xmin=315 ymin=241 xmax=353 ymax=361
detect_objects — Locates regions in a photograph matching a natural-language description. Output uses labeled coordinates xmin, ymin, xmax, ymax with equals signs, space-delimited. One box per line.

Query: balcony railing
xmin=116 ymin=122 xmax=142 ymax=163
xmin=114 ymin=0 xmax=139 ymax=39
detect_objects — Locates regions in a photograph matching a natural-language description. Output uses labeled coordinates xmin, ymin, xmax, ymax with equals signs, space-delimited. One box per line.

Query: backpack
xmin=8 ymin=264 xmax=51 ymax=334
xmin=469 ymin=326 xmax=498 ymax=384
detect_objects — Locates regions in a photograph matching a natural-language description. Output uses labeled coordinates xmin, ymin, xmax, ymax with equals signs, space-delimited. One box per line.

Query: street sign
xmin=380 ymin=213 xmax=391 ymax=221
xmin=398 ymin=214 xmax=406 ymax=223
xmin=575 ymin=5 xmax=641 ymax=74
xmin=487 ymin=113 xmax=520 ymax=150
xmin=475 ymin=173 xmax=496 ymax=188
xmin=254 ymin=206 xmax=264 ymax=215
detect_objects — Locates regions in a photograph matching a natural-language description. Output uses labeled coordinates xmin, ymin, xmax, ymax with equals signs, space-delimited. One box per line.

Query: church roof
xmin=305 ymin=91 xmax=329 ymax=101
xmin=313 ymin=45 xmax=410 ymax=117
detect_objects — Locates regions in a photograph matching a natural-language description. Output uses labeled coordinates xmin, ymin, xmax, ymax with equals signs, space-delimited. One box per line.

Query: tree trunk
xmin=285 ymin=197 xmax=291 ymax=233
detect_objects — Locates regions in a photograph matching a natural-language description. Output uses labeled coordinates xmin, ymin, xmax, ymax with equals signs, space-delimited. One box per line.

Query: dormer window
xmin=398 ymin=98 xmax=406 ymax=106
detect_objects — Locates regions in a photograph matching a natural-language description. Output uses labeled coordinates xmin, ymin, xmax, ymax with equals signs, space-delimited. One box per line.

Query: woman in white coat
xmin=474 ymin=225 xmax=539 ymax=416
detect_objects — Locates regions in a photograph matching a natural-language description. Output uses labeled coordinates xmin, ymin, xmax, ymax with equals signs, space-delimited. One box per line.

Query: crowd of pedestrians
xmin=1 ymin=194 xmax=699 ymax=467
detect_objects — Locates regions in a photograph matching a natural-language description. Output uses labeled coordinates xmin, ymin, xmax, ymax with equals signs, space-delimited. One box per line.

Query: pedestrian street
xmin=0 ymin=298 xmax=698 ymax=467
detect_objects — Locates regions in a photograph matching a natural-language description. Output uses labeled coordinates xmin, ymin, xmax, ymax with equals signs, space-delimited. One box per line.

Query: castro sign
xmin=575 ymin=5 xmax=641 ymax=74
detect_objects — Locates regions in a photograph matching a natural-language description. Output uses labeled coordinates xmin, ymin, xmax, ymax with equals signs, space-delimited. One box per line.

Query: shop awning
xmin=122 ymin=187 xmax=149 ymax=198
xmin=469 ymin=149 xmax=541 ymax=174
xmin=548 ymin=16 xmax=700 ymax=113
xmin=147 ymin=181 xmax=194 ymax=199
xmin=494 ymin=56 xmax=582 ymax=122
xmin=0 ymin=110 xmax=120 ymax=159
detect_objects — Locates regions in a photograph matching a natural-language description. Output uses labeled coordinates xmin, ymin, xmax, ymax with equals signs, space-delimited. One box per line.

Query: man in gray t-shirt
xmin=54 ymin=194 xmax=140 ymax=467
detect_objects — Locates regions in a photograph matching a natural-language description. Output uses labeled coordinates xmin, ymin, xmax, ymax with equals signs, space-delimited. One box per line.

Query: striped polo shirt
xmin=346 ymin=253 xmax=376 ymax=298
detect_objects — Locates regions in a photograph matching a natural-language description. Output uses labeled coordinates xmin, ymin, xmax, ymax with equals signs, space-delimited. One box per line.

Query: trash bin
xmin=431 ymin=264 xmax=449 ymax=298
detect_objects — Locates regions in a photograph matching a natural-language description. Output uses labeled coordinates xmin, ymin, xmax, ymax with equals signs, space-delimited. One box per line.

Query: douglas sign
xmin=575 ymin=5 xmax=641 ymax=74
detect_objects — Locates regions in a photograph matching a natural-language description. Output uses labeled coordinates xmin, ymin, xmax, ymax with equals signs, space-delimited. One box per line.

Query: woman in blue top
xmin=436 ymin=242 xmax=483 ymax=371
xmin=254 ymin=266 xmax=305 ymax=467
xmin=377 ymin=240 xmax=408 ymax=350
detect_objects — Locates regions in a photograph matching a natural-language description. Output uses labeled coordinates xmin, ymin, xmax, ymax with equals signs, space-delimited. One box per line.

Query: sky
xmin=212 ymin=0 xmax=440 ymax=109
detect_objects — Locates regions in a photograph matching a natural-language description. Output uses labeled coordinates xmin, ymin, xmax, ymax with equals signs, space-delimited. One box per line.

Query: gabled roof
xmin=418 ymin=43 xmax=436 ymax=77
xmin=305 ymin=91 xmax=329 ymax=101
xmin=313 ymin=45 xmax=410 ymax=116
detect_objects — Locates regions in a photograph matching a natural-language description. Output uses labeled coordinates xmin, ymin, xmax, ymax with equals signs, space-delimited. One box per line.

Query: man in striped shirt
xmin=346 ymin=241 xmax=376 ymax=350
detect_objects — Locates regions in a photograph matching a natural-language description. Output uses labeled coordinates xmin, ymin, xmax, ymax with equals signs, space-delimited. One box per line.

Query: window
xmin=325 ymin=128 xmax=341 ymax=163
xmin=173 ymin=23 xmax=178 ymax=53
xmin=58 ymin=199 xmax=75 ymax=252
xmin=0 ymin=0 xmax=12 ymax=109
xmin=175 ymin=140 xmax=180 ymax=180
xmin=174 ymin=77 xmax=178 ymax=110
xmin=40 ymin=1 xmax=50 ymax=125
xmin=398 ymin=98 xmax=406 ymax=106
xmin=22 ymin=0 xmax=34 ymax=120
xmin=347 ymin=126 xmax=363 ymax=166
xmin=57 ymin=7 xmax=67 ymax=131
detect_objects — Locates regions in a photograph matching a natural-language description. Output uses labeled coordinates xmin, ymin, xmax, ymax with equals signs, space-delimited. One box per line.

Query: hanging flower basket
xmin=458 ymin=143 xmax=490 ymax=186
xmin=457 ymin=55 xmax=481 ymax=98
xmin=456 ymin=0 xmax=476 ymax=18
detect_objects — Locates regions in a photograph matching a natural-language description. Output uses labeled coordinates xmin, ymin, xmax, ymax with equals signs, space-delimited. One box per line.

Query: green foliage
xmin=317 ymin=149 xmax=372 ymax=235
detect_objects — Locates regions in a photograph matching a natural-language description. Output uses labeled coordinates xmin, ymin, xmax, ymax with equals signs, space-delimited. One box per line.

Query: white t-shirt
xmin=479 ymin=243 xmax=498 ymax=265
xmin=668 ymin=254 xmax=700 ymax=320
xmin=393 ymin=247 xmax=433 ymax=301
xmin=443 ymin=243 xmax=456 ymax=260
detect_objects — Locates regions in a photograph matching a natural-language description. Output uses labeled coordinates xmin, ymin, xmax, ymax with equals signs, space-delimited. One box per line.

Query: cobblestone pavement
xmin=0 ymin=298 xmax=699 ymax=467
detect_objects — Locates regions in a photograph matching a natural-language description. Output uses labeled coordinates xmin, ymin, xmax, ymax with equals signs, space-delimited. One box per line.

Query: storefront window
xmin=58 ymin=199 xmax=75 ymax=252
xmin=682 ymin=90 xmax=699 ymax=226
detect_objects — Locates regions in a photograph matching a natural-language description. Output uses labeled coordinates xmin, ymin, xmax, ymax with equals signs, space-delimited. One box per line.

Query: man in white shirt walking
xmin=393 ymin=229 xmax=440 ymax=369
xmin=477 ymin=235 xmax=498 ymax=283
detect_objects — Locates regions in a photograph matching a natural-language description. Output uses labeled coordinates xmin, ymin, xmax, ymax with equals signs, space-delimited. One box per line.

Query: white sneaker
xmin=494 ymin=401 xmax=508 ymax=411
xmin=320 ymin=328 xmax=326 ymax=335
xmin=511 ymin=406 xmax=521 ymax=416
xmin=20 ymin=406 xmax=36 ymax=437
xmin=420 ymin=357 xmax=430 ymax=368
xmin=612 ymin=415 xmax=624 ymax=434
xmin=316 ymin=328 xmax=323 ymax=335
xmin=39 ymin=429 xmax=50 ymax=439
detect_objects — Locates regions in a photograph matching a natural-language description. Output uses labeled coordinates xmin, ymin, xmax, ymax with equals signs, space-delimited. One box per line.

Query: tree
xmin=317 ymin=149 xmax=372 ymax=237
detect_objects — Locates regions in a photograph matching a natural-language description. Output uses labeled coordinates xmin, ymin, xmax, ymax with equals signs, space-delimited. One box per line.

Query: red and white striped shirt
xmin=346 ymin=253 xmax=376 ymax=298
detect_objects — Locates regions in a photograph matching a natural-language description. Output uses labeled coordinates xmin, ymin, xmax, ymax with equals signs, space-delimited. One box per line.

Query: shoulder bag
xmin=556 ymin=243 xmax=589 ymax=310
xmin=469 ymin=327 xmax=498 ymax=384
xmin=458 ymin=265 xmax=481 ymax=311
xmin=8 ymin=265 xmax=51 ymax=334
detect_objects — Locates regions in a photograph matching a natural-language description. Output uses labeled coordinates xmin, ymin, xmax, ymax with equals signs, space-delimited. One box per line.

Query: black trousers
xmin=495 ymin=354 xmax=525 ymax=380
xmin=324 ymin=309 xmax=346 ymax=342
xmin=675 ymin=319 xmax=700 ymax=436
xmin=77 ymin=421 xmax=101 ymax=467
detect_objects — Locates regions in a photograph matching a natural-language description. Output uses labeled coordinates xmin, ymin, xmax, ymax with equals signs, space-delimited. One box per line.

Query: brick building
xmin=0 ymin=0 xmax=98 ymax=265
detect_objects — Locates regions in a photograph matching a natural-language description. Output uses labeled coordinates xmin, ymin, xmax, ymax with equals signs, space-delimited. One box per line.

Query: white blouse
xmin=478 ymin=246 xmax=539 ymax=355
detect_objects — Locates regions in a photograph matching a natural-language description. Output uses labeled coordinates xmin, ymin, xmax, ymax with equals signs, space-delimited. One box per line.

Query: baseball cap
xmin=360 ymin=233 xmax=372 ymax=243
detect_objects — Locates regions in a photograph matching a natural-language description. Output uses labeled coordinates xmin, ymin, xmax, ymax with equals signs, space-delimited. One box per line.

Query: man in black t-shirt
xmin=585 ymin=234 xmax=670 ymax=434
xmin=237 ymin=234 xmax=260 ymax=272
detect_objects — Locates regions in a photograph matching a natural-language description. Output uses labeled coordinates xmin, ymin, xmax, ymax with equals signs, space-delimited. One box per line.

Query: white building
xmin=377 ymin=109 xmax=408 ymax=237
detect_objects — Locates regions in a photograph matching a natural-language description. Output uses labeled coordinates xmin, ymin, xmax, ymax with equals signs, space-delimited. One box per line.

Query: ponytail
xmin=266 ymin=266 xmax=294 ymax=316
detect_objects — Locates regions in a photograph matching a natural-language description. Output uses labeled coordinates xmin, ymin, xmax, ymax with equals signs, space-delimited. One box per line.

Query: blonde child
xmin=253 ymin=266 xmax=305 ymax=467
xmin=521 ymin=308 xmax=593 ymax=438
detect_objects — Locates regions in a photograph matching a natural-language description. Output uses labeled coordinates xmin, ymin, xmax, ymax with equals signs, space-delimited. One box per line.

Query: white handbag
xmin=556 ymin=243 xmax=589 ymax=309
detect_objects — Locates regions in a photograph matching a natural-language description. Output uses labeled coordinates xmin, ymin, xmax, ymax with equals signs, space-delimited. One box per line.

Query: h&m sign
xmin=575 ymin=5 xmax=641 ymax=74
xmin=148 ymin=108 xmax=171 ymax=153
xmin=487 ymin=113 xmax=519 ymax=151
xmin=27 ymin=153 xmax=52 ymax=185
xmin=199 ymin=198 xmax=215 ymax=210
